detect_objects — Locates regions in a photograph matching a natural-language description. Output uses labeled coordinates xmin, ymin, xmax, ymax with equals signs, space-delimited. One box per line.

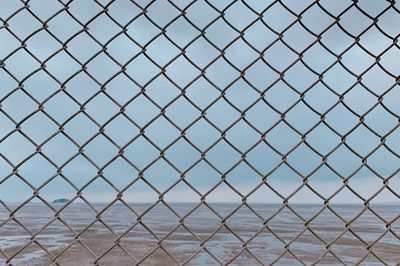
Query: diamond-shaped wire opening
xmin=184 ymin=77 xmax=219 ymax=109
xmin=146 ymin=0 xmax=181 ymax=27
xmin=17 ymin=154 xmax=56 ymax=188
xmin=0 ymin=132 xmax=36 ymax=165
xmin=306 ymin=123 xmax=341 ymax=155
xmin=107 ymin=0 xmax=142 ymax=26
xmin=103 ymin=73 xmax=141 ymax=104
xmin=288 ymin=230 xmax=327 ymax=263
xmin=245 ymin=58 xmax=279 ymax=89
xmin=66 ymin=32 xmax=102 ymax=63
xmin=123 ymin=136 xmax=160 ymax=169
xmin=46 ymin=11 xmax=83 ymax=42
xmin=205 ymin=140 xmax=241 ymax=173
xmin=224 ymin=78 xmax=260 ymax=111
xmin=366 ymin=142 xmax=397 ymax=178
xmin=225 ymin=120 xmax=260 ymax=152
xmin=324 ymin=103 xmax=359 ymax=135
xmin=206 ymin=98 xmax=240 ymax=130
xmin=185 ymin=37 xmax=220 ymax=69
xmin=344 ymin=84 xmax=378 ymax=115
xmin=266 ymin=164 xmax=304 ymax=197
xmin=263 ymin=2 xmax=298 ymax=32
xmin=6 ymin=8 xmax=42 ymax=40
xmin=125 ymin=54 xmax=161 ymax=86
xmin=121 ymin=178 xmax=159 ymax=205
xmin=63 ymin=72 xmax=99 ymax=103
xmin=67 ymin=0 xmax=103 ymax=23
xmin=286 ymin=143 xmax=322 ymax=177
xmin=148 ymin=116 xmax=181 ymax=147
xmin=362 ymin=64 xmax=396 ymax=95
xmin=184 ymin=160 xmax=221 ymax=195
xmin=303 ymin=43 xmax=337 ymax=73
xmin=264 ymin=121 xmax=301 ymax=154
xmin=284 ymin=62 xmax=319 ymax=93
xmin=204 ymin=57 xmax=239 ymax=88
xmin=285 ymin=102 xmax=321 ymax=133
xmin=184 ymin=0 xmax=219 ymax=29
xmin=145 ymin=75 xmax=178 ymax=106
xmin=166 ymin=17 xmax=199 ymax=48
xmin=165 ymin=55 xmax=201 ymax=87
xmin=246 ymin=226 xmax=287 ymax=264
xmin=264 ymin=80 xmax=299 ymax=112
xmin=41 ymin=133 xmax=78 ymax=166
xmin=22 ymin=70 xmax=60 ymax=103
xmin=367 ymin=230 xmax=400 ymax=265
xmin=84 ymin=92 xmax=120 ymax=125
xmin=3 ymin=49 xmax=40 ymax=81
xmin=339 ymin=5 xmax=374 ymax=37
xmin=184 ymin=119 xmax=220 ymax=151
xmin=84 ymin=134 xmax=119 ymax=166
xmin=201 ymin=225 xmax=244 ymax=263
xmin=63 ymin=113 xmax=99 ymax=145
xmin=101 ymin=157 xmax=138 ymax=191
xmin=360 ymin=26 xmax=393 ymax=56
xmin=86 ymin=53 xmax=122 ymax=84
xmin=39 ymin=175 xmax=77 ymax=203
xmin=225 ymin=162 xmax=261 ymax=196
xmin=307 ymin=165 xmax=343 ymax=197
xmin=106 ymin=34 xmax=142 ymax=64
xmin=300 ymin=3 xmax=334 ymax=34
xmin=45 ymin=51 xmax=82 ymax=82
xmin=146 ymin=36 xmax=181 ymax=67
xmin=247 ymin=184 xmax=284 ymax=204
xmin=144 ymin=158 xmax=180 ymax=192
xmin=224 ymin=38 xmax=260 ymax=70
xmin=327 ymin=144 xmax=362 ymax=177
xmin=341 ymin=46 xmax=375 ymax=76
xmin=224 ymin=0 xmax=258 ymax=31
xmin=345 ymin=124 xmax=380 ymax=156
xmin=245 ymin=141 xmax=282 ymax=175
xmin=164 ymin=138 xmax=200 ymax=171
xmin=320 ymin=26 xmax=354 ymax=56
xmin=104 ymin=114 xmax=140 ymax=146
xmin=43 ymin=91 xmax=79 ymax=123
xmin=282 ymin=22 xmax=316 ymax=53
xmin=245 ymin=101 xmax=280 ymax=133
xmin=0 ymin=174 xmax=34 ymax=203
xmin=304 ymin=82 xmax=339 ymax=114
xmin=61 ymin=154 xmax=98 ymax=189
xmin=125 ymin=15 xmax=160 ymax=46
xmin=25 ymin=30 xmax=61 ymax=62
xmin=329 ymin=230 xmax=370 ymax=264
xmin=377 ymin=7 xmax=400 ymax=38
xmin=165 ymin=96 xmax=201 ymax=128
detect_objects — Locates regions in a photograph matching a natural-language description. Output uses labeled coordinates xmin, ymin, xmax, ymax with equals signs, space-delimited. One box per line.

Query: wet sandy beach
xmin=1 ymin=203 xmax=399 ymax=265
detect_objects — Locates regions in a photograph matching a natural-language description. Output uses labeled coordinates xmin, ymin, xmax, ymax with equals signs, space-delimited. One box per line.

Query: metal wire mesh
xmin=1 ymin=0 xmax=400 ymax=265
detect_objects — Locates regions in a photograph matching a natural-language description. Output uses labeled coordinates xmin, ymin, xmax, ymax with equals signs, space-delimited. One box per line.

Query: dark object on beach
xmin=52 ymin=198 xmax=68 ymax=204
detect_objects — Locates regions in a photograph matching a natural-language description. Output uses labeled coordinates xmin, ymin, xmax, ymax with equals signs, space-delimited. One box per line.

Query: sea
xmin=0 ymin=203 xmax=399 ymax=265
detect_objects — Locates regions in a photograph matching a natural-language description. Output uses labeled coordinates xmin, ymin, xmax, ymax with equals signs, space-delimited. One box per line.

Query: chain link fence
xmin=1 ymin=0 xmax=400 ymax=265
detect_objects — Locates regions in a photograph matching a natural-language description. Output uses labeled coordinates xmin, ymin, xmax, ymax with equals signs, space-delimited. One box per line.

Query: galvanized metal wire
xmin=1 ymin=0 xmax=400 ymax=265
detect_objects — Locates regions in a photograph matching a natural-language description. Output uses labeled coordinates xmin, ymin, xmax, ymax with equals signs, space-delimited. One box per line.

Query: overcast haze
xmin=1 ymin=0 xmax=400 ymax=204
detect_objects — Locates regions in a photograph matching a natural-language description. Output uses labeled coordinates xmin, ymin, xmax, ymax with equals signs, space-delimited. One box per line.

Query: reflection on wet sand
xmin=1 ymin=203 xmax=399 ymax=265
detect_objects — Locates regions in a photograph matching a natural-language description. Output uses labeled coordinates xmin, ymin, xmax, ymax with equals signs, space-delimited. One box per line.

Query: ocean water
xmin=0 ymin=203 xmax=399 ymax=265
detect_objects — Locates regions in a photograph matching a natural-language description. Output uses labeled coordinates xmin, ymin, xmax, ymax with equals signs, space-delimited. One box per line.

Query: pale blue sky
xmin=1 ymin=0 xmax=400 ymax=203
